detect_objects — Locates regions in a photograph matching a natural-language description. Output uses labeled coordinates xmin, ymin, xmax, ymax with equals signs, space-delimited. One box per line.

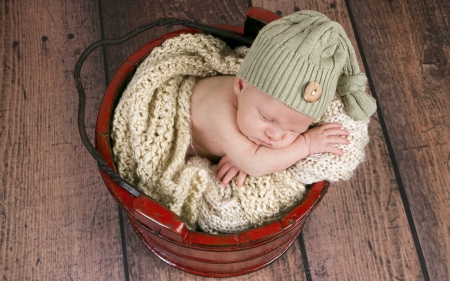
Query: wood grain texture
xmin=0 ymin=0 xmax=125 ymax=280
xmin=348 ymin=0 xmax=450 ymax=280
xmin=252 ymin=1 xmax=424 ymax=280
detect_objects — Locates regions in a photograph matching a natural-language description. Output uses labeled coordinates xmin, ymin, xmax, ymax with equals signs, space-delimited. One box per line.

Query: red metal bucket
xmin=82 ymin=7 xmax=329 ymax=278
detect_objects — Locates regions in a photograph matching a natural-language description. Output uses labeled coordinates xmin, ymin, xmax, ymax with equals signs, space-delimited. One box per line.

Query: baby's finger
xmin=324 ymin=127 xmax=349 ymax=136
xmin=236 ymin=171 xmax=248 ymax=187
xmin=221 ymin=167 xmax=240 ymax=186
xmin=217 ymin=161 xmax=234 ymax=180
xmin=327 ymin=135 xmax=350 ymax=144
xmin=216 ymin=156 xmax=229 ymax=171
xmin=321 ymin=123 xmax=344 ymax=129
xmin=327 ymin=145 xmax=345 ymax=156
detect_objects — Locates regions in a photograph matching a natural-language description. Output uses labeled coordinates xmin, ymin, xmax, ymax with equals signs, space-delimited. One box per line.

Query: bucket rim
xmin=94 ymin=18 xmax=329 ymax=247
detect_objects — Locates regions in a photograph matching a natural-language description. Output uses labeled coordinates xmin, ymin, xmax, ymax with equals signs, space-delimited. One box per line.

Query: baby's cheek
xmin=284 ymin=135 xmax=298 ymax=147
xmin=236 ymin=119 xmax=248 ymax=134
xmin=246 ymin=122 xmax=260 ymax=135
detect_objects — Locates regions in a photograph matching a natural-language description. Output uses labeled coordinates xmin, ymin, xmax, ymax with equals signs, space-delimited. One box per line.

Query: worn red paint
xmin=94 ymin=7 xmax=329 ymax=277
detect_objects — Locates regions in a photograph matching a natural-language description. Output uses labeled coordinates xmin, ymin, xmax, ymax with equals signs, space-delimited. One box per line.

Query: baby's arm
xmin=217 ymin=123 xmax=349 ymax=186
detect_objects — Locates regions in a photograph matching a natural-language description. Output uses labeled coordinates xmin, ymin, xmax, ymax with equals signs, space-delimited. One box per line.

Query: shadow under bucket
xmin=76 ymin=7 xmax=329 ymax=278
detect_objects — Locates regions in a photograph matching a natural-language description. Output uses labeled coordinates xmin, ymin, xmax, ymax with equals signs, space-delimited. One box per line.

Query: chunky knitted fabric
xmin=111 ymin=33 xmax=370 ymax=234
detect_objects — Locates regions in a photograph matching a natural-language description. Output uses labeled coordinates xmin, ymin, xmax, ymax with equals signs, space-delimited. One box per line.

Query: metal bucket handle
xmin=74 ymin=18 xmax=253 ymax=197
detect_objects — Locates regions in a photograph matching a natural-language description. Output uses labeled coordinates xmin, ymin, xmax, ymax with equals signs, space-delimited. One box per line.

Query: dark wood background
xmin=1 ymin=0 xmax=449 ymax=280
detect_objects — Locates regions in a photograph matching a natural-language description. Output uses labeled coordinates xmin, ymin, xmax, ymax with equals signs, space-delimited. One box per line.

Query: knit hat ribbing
xmin=237 ymin=10 xmax=377 ymax=120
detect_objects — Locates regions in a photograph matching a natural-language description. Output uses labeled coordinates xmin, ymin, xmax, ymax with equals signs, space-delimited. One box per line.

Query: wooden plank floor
xmin=1 ymin=0 xmax=448 ymax=280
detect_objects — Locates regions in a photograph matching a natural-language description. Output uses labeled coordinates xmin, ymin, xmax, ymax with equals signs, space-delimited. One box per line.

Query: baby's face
xmin=235 ymin=79 xmax=315 ymax=149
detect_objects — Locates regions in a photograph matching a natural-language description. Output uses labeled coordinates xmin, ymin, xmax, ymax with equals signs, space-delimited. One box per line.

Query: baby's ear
xmin=234 ymin=77 xmax=244 ymax=96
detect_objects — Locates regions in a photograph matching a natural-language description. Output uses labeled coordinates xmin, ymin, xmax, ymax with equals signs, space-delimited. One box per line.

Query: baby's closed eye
xmin=261 ymin=114 xmax=273 ymax=122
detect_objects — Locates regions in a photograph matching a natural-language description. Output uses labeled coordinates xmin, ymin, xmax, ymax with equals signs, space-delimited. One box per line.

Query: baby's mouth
xmin=260 ymin=140 xmax=272 ymax=147
xmin=251 ymin=137 xmax=272 ymax=147
xmin=252 ymin=136 xmax=289 ymax=150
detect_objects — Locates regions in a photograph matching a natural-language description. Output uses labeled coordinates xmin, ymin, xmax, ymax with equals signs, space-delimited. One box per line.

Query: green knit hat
xmin=237 ymin=10 xmax=377 ymax=120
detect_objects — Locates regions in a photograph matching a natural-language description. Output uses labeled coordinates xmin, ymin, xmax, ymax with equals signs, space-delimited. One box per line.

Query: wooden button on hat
xmin=303 ymin=82 xmax=322 ymax=103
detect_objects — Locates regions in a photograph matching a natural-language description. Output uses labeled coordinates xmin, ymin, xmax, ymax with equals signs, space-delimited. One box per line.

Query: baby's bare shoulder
xmin=190 ymin=76 xmax=239 ymax=157
xmin=192 ymin=77 xmax=237 ymax=127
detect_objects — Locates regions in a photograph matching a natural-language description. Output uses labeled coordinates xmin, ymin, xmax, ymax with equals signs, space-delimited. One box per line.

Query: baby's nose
xmin=266 ymin=128 xmax=284 ymax=140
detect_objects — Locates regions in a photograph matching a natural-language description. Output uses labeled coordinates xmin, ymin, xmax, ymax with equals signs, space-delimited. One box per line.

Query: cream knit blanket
xmin=111 ymin=33 xmax=370 ymax=234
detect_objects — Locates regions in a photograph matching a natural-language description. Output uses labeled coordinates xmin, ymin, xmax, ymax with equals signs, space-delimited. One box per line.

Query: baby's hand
xmin=217 ymin=155 xmax=248 ymax=187
xmin=302 ymin=123 xmax=350 ymax=156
